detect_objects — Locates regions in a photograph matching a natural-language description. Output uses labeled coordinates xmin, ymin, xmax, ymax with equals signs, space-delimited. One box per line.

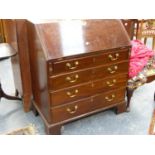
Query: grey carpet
xmin=0 ymin=59 xmax=154 ymax=135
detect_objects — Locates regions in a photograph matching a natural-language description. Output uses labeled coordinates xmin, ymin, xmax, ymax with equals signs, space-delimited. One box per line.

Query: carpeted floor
xmin=0 ymin=59 xmax=155 ymax=135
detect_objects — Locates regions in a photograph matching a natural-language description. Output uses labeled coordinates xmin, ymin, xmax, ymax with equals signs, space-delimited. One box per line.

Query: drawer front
xmin=51 ymin=98 xmax=93 ymax=123
xmin=92 ymin=88 xmax=126 ymax=110
xmin=50 ymin=74 xmax=128 ymax=107
xmin=94 ymin=49 xmax=129 ymax=66
xmin=50 ymin=88 xmax=126 ymax=123
xmin=51 ymin=56 xmax=93 ymax=75
xmin=92 ymin=74 xmax=128 ymax=93
xmin=93 ymin=61 xmax=129 ymax=80
xmin=49 ymin=69 xmax=92 ymax=90
xmin=50 ymin=82 xmax=93 ymax=107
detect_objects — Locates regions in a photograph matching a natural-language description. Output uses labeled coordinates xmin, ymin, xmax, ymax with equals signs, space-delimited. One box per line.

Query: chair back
xmin=137 ymin=20 xmax=155 ymax=50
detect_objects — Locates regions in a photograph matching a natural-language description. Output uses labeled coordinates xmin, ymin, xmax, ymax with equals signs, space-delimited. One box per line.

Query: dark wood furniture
xmin=27 ymin=19 xmax=131 ymax=134
xmin=137 ymin=20 xmax=155 ymax=50
xmin=122 ymin=20 xmax=155 ymax=110
xmin=2 ymin=19 xmax=32 ymax=112
xmin=0 ymin=43 xmax=21 ymax=101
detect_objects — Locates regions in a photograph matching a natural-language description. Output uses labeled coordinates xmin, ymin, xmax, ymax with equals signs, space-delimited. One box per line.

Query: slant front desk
xmin=27 ymin=19 xmax=131 ymax=134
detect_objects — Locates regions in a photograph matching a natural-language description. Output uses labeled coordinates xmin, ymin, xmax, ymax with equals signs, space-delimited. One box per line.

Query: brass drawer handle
xmin=66 ymin=105 xmax=78 ymax=114
xmin=66 ymin=61 xmax=79 ymax=70
xmin=107 ymin=65 xmax=118 ymax=74
xmin=66 ymin=74 xmax=79 ymax=83
xmin=66 ymin=89 xmax=79 ymax=98
xmin=108 ymin=53 xmax=119 ymax=61
xmin=105 ymin=94 xmax=116 ymax=102
xmin=106 ymin=79 xmax=116 ymax=87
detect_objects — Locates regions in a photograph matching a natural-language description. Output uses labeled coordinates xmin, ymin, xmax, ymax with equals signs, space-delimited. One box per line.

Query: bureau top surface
xmin=29 ymin=19 xmax=131 ymax=60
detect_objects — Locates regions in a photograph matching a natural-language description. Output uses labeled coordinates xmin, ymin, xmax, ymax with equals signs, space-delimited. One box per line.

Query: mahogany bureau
xmin=27 ymin=19 xmax=131 ymax=134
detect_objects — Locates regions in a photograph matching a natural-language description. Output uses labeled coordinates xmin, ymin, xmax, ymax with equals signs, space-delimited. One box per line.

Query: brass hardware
xmin=106 ymin=79 xmax=116 ymax=87
xmin=66 ymin=61 xmax=79 ymax=70
xmin=108 ymin=53 xmax=119 ymax=61
xmin=107 ymin=65 xmax=118 ymax=74
xmin=66 ymin=89 xmax=79 ymax=98
xmin=66 ymin=105 xmax=78 ymax=114
xmin=66 ymin=74 xmax=79 ymax=83
xmin=105 ymin=94 xmax=116 ymax=102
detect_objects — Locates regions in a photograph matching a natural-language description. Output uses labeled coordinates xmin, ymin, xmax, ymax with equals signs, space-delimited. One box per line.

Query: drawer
xmin=94 ymin=49 xmax=129 ymax=66
xmin=50 ymin=82 xmax=93 ymax=107
xmin=50 ymin=74 xmax=128 ymax=107
xmin=92 ymin=74 xmax=128 ymax=93
xmin=50 ymin=56 xmax=94 ymax=75
xmin=49 ymin=69 xmax=92 ymax=90
xmin=51 ymin=98 xmax=93 ymax=123
xmin=93 ymin=61 xmax=129 ymax=80
xmin=92 ymin=88 xmax=126 ymax=110
xmin=50 ymin=88 xmax=126 ymax=123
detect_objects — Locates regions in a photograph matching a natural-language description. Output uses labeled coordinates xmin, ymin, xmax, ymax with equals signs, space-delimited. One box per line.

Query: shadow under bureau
xmin=27 ymin=19 xmax=131 ymax=134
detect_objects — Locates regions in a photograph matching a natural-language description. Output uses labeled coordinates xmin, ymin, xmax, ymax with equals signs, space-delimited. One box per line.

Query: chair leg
xmin=126 ymin=87 xmax=135 ymax=112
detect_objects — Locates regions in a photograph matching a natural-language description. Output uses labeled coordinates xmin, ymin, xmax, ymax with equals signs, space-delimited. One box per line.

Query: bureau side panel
xmin=27 ymin=21 xmax=51 ymax=122
xmin=15 ymin=20 xmax=33 ymax=112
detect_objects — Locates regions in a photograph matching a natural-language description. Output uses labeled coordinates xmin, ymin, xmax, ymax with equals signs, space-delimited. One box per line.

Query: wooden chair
xmin=136 ymin=20 xmax=155 ymax=79
xmin=122 ymin=19 xmax=155 ymax=111
xmin=137 ymin=20 xmax=155 ymax=50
